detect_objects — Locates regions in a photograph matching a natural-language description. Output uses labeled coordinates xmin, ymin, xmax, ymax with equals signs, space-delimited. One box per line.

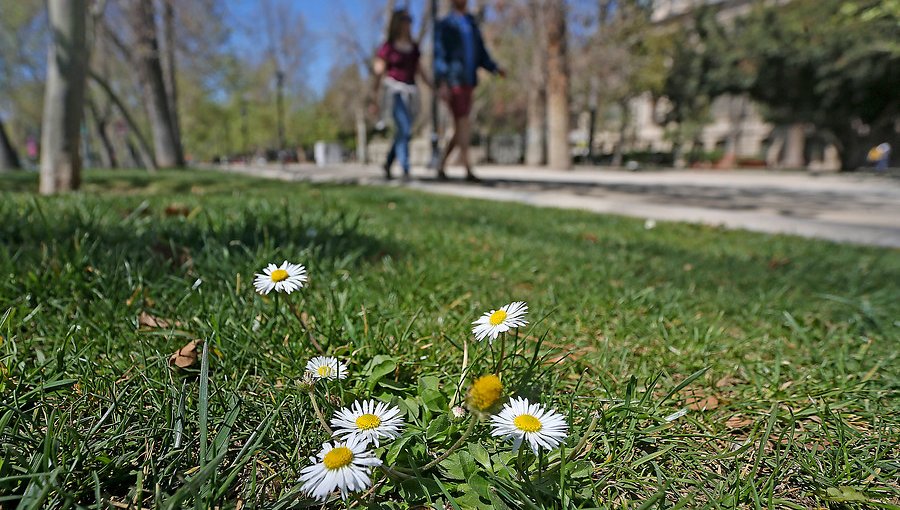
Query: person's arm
xmin=433 ymin=19 xmax=449 ymax=87
xmin=473 ymin=20 xmax=504 ymax=77
xmin=370 ymin=45 xmax=388 ymax=113
xmin=433 ymin=20 xmax=451 ymax=100
xmin=372 ymin=57 xmax=386 ymax=95
xmin=416 ymin=58 xmax=433 ymax=89
xmin=372 ymin=43 xmax=389 ymax=94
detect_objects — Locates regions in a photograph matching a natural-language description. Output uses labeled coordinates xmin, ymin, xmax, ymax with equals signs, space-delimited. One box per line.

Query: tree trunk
xmin=612 ymin=99 xmax=630 ymax=167
xmin=356 ymin=106 xmax=368 ymax=164
xmin=384 ymin=0 xmax=397 ymax=23
xmin=89 ymin=69 xmax=157 ymax=170
xmin=838 ymin=138 xmax=866 ymax=172
xmin=416 ymin=0 xmax=432 ymax=43
xmin=525 ymin=0 xmax=546 ymax=166
xmin=719 ymin=95 xmax=746 ymax=168
xmin=40 ymin=0 xmax=88 ymax=194
xmin=598 ymin=0 xmax=612 ymax=26
xmin=672 ymin=139 xmax=686 ymax=168
xmin=473 ymin=0 xmax=488 ymax=23
xmin=87 ymin=95 xmax=117 ymax=168
xmin=0 ymin=119 xmax=22 ymax=171
xmin=129 ymin=0 xmax=183 ymax=168
xmin=545 ymin=0 xmax=571 ymax=170
xmin=587 ymin=77 xmax=599 ymax=163
xmin=765 ymin=127 xmax=784 ymax=169
xmin=275 ymin=70 xmax=285 ymax=151
xmin=159 ymin=0 xmax=183 ymax=162
xmin=782 ymin=122 xmax=805 ymax=169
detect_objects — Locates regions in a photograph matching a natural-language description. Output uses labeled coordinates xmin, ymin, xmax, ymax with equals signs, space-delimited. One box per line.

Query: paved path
xmin=213 ymin=163 xmax=900 ymax=248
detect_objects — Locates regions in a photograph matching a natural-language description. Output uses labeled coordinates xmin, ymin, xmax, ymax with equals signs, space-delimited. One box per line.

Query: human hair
xmin=387 ymin=9 xmax=411 ymax=45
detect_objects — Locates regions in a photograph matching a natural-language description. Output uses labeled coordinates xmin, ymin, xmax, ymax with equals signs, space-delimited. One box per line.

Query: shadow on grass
xmin=0 ymin=179 xmax=400 ymax=282
xmin=0 ymin=168 xmax=287 ymax=195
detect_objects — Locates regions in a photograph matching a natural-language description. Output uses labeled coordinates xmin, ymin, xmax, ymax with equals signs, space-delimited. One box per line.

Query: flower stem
xmin=450 ymin=336 xmax=470 ymax=408
xmin=285 ymin=294 xmax=325 ymax=355
xmin=420 ymin=417 xmax=477 ymax=471
xmin=540 ymin=414 xmax=599 ymax=475
xmin=567 ymin=414 xmax=598 ymax=460
xmin=379 ymin=464 xmax=412 ymax=480
xmin=495 ymin=335 xmax=507 ymax=373
xmin=308 ymin=390 xmax=333 ymax=435
xmin=515 ymin=446 xmax=528 ymax=481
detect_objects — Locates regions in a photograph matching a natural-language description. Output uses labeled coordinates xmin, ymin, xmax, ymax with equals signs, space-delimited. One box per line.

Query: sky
xmin=223 ymin=0 xmax=428 ymax=96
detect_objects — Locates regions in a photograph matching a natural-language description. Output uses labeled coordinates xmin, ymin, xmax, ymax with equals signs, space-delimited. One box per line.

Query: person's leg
xmin=455 ymin=115 xmax=475 ymax=179
xmin=438 ymin=94 xmax=460 ymax=179
xmin=393 ymin=93 xmax=413 ymax=177
xmin=450 ymin=86 xmax=477 ymax=180
xmin=438 ymin=120 xmax=457 ymax=178
xmin=384 ymin=140 xmax=396 ymax=179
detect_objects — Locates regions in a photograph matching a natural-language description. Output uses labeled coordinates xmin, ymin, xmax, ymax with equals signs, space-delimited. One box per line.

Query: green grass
xmin=1 ymin=169 xmax=898 ymax=509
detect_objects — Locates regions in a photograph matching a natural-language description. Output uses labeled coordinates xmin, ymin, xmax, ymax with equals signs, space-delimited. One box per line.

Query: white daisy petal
xmin=306 ymin=356 xmax=349 ymax=380
xmin=253 ymin=260 xmax=308 ymax=295
xmin=471 ymin=301 xmax=529 ymax=343
xmin=330 ymin=399 xmax=405 ymax=448
xmin=490 ymin=396 xmax=568 ymax=455
xmin=299 ymin=437 xmax=382 ymax=501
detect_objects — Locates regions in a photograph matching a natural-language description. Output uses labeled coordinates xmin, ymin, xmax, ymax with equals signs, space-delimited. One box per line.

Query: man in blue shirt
xmin=434 ymin=0 xmax=504 ymax=181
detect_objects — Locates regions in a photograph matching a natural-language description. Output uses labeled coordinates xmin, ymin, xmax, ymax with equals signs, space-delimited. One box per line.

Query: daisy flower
xmin=306 ymin=356 xmax=348 ymax=380
xmin=331 ymin=399 xmax=405 ymax=447
xmin=472 ymin=301 xmax=528 ymax=343
xmin=467 ymin=374 xmax=504 ymax=413
xmin=299 ymin=436 xmax=382 ymax=501
xmin=490 ymin=396 xmax=568 ymax=455
xmin=253 ymin=260 xmax=307 ymax=295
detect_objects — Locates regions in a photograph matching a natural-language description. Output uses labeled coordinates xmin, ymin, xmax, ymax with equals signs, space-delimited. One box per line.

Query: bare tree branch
xmin=88 ymin=68 xmax=157 ymax=170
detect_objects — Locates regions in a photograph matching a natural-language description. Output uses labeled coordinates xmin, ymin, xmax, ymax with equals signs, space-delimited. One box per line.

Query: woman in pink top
xmin=372 ymin=9 xmax=431 ymax=180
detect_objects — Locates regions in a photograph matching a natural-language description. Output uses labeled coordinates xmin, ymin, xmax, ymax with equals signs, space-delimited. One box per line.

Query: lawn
xmin=1 ymin=170 xmax=898 ymax=509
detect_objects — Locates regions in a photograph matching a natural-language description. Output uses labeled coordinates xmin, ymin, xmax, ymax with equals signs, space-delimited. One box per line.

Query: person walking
xmin=372 ymin=9 xmax=431 ymax=181
xmin=434 ymin=0 xmax=505 ymax=181
xmin=867 ymin=142 xmax=891 ymax=171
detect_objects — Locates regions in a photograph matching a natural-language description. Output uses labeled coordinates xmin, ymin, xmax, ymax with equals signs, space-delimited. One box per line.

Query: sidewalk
xmin=213 ymin=162 xmax=900 ymax=248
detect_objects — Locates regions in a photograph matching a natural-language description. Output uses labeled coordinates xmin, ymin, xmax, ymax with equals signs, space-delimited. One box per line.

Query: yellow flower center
xmin=355 ymin=413 xmax=382 ymax=430
xmin=468 ymin=374 xmax=503 ymax=411
xmin=270 ymin=269 xmax=289 ymax=282
xmin=317 ymin=365 xmax=332 ymax=377
xmin=489 ymin=309 xmax=507 ymax=326
xmin=513 ymin=414 xmax=542 ymax=433
xmin=322 ymin=446 xmax=353 ymax=470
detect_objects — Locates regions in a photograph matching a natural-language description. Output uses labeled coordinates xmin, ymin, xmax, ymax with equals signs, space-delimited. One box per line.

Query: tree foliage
xmin=669 ymin=0 xmax=900 ymax=169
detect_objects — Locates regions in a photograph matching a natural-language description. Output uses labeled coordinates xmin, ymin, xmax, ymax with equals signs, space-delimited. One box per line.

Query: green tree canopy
xmin=676 ymin=0 xmax=900 ymax=169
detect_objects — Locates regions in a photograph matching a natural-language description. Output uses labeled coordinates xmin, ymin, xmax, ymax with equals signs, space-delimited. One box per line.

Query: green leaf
xmin=457 ymin=450 xmax=478 ymax=479
xmin=401 ymin=396 xmax=420 ymax=420
xmin=385 ymin=435 xmax=413 ymax=465
xmin=567 ymin=460 xmax=592 ymax=478
xmin=425 ymin=415 xmax=450 ymax=440
xmin=824 ymin=486 xmax=871 ymax=503
xmin=439 ymin=450 xmax=478 ymax=482
xmin=468 ymin=443 xmax=491 ymax=471
xmin=418 ymin=375 xmax=440 ymax=394
xmin=467 ymin=474 xmax=491 ymax=499
xmin=378 ymin=380 xmax=407 ymax=390
xmin=487 ymin=488 xmax=513 ymax=510
xmin=440 ymin=453 xmax=466 ymax=481
xmin=366 ymin=355 xmax=397 ymax=390
xmin=455 ymin=489 xmax=487 ymax=509
xmin=420 ymin=388 xmax=446 ymax=412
